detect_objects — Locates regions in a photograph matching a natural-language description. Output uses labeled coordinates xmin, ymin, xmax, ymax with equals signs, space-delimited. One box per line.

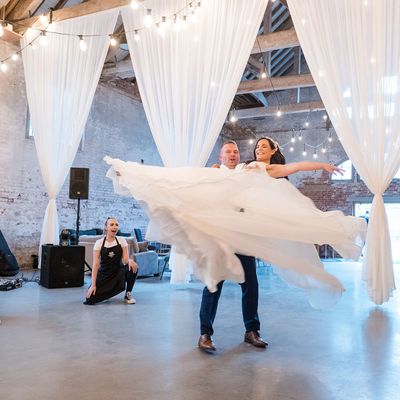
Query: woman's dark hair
xmin=253 ymin=137 xmax=286 ymax=165
xmin=251 ymin=137 xmax=288 ymax=179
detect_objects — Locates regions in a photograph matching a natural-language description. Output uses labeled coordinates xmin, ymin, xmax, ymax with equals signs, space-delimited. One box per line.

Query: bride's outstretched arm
xmin=265 ymin=162 xmax=344 ymax=178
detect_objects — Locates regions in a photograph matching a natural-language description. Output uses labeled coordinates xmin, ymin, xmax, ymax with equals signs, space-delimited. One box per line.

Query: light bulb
xmin=261 ymin=71 xmax=267 ymax=79
xmin=322 ymin=146 xmax=326 ymax=153
xmin=229 ymin=112 xmax=237 ymax=123
xmin=313 ymin=151 xmax=318 ymax=159
xmin=249 ymin=139 xmax=254 ymax=145
xmin=328 ymin=134 xmax=333 ymax=142
xmin=160 ymin=16 xmax=167 ymax=28
xmin=30 ymin=42 xmax=37 ymax=50
xmin=291 ymin=134 xmax=296 ymax=143
xmin=189 ymin=10 xmax=197 ymax=23
xmin=289 ymin=146 xmax=294 ymax=152
xmin=110 ymin=36 xmax=117 ymax=46
xmin=144 ymin=9 xmax=153 ymax=27
xmin=173 ymin=15 xmax=181 ymax=32
xmin=39 ymin=31 xmax=49 ymax=46
xmin=276 ymin=110 xmax=282 ymax=117
xmin=79 ymin=35 xmax=87 ymax=51
xmin=39 ymin=14 xmax=48 ymax=24
xmin=181 ymin=15 xmax=188 ymax=30
xmin=0 ymin=23 xmax=4 ymax=37
xmin=302 ymin=149 xmax=307 ymax=157
xmin=134 ymin=30 xmax=140 ymax=41
xmin=1 ymin=62 xmax=7 ymax=72
xmin=305 ymin=121 xmax=309 ymax=127
xmin=323 ymin=114 xmax=328 ymax=120
xmin=156 ymin=23 xmax=165 ymax=36
xmin=11 ymin=53 xmax=19 ymax=61
xmin=131 ymin=0 xmax=139 ymax=9
xmin=298 ymin=134 xmax=302 ymax=141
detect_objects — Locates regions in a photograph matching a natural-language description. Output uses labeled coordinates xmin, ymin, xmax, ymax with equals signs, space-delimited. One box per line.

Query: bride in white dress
xmin=104 ymin=138 xmax=366 ymax=308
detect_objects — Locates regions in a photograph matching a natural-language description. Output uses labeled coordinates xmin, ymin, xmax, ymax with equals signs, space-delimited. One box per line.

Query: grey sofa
xmin=79 ymin=234 xmax=160 ymax=277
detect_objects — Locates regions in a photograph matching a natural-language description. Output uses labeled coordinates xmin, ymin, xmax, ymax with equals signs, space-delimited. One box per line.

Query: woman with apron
xmin=84 ymin=217 xmax=138 ymax=305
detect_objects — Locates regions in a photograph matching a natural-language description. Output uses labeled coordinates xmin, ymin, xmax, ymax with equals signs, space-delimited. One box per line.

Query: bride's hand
xmin=323 ymin=164 xmax=344 ymax=175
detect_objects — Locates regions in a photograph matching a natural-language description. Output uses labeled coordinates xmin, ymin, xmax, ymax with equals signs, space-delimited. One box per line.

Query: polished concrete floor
xmin=1 ymin=261 xmax=399 ymax=400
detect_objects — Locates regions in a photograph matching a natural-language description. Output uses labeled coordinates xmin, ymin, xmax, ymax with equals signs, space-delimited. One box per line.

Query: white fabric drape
xmin=288 ymin=0 xmax=400 ymax=304
xmin=22 ymin=10 xmax=119 ymax=248
xmin=122 ymin=0 xmax=268 ymax=282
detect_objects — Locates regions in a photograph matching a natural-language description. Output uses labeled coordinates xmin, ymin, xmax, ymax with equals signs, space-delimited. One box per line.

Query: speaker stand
xmin=75 ymin=198 xmax=92 ymax=272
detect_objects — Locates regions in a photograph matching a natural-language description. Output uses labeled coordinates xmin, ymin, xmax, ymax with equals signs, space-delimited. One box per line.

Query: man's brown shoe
xmin=198 ymin=334 xmax=216 ymax=351
xmin=244 ymin=331 xmax=268 ymax=348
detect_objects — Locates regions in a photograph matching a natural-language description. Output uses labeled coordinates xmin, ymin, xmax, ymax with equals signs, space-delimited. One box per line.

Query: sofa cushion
xmin=137 ymin=241 xmax=149 ymax=252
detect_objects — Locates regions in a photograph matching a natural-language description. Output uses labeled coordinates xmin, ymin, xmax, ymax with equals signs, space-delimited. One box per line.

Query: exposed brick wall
xmin=0 ymin=41 xmax=164 ymax=268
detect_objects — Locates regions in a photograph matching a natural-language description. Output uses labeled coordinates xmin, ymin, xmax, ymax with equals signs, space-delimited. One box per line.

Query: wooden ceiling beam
xmin=7 ymin=0 xmax=43 ymax=21
xmin=251 ymin=28 xmax=299 ymax=54
xmin=12 ymin=0 xmax=135 ymax=33
xmin=234 ymin=101 xmax=325 ymax=120
xmin=237 ymin=73 xmax=315 ymax=94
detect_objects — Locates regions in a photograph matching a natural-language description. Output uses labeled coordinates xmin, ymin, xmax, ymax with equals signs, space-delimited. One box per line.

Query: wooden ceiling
xmin=0 ymin=0 xmax=323 ymax=120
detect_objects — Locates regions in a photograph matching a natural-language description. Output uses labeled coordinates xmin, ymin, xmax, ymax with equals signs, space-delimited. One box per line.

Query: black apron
xmin=87 ymin=237 xmax=126 ymax=303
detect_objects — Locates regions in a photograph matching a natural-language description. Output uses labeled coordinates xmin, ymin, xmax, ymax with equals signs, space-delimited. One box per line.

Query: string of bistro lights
xmin=1 ymin=0 xmax=333 ymax=158
xmin=0 ymin=0 xmax=203 ymax=68
xmin=228 ymin=15 xmax=334 ymax=159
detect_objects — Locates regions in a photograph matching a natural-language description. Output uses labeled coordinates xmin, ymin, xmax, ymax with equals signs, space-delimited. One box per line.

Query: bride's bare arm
xmin=265 ymin=162 xmax=344 ymax=178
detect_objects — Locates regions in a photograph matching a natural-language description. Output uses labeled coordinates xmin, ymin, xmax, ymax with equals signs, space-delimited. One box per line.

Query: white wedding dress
xmin=104 ymin=157 xmax=367 ymax=308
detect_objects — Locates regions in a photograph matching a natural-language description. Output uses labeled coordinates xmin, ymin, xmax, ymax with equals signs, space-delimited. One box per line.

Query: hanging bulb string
xmin=0 ymin=0 xmax=201 ymax=63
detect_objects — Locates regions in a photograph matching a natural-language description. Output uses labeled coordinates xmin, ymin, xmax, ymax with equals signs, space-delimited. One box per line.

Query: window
xmin=332 ymin=159 xmax=352 ymax=181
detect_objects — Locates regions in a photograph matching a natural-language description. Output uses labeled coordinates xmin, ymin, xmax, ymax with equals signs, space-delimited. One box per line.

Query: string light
xmin=229 ymin=110 xmax=237 ymax=123
xmin=109 ymin=35 xmax=117 ymax=46
xmin=261 ymin=71 xmax=267 ymax=79
xmin=39 ymin=31 xmax=49 ymax=46
xmin=11 ymin=53 xmax=19 ymax=61
xmin=1 ymin=0 xmax=199 ymax=65
xmin=144 ymin=9 xmax=153 ymax=27
xmin=79 ymin=35 xmax=87 ymax=51
xmin=131 ymin=0 xmax=140 ymax=9
xmin=276 ymin=110 xmax=282 ymax=117
xmin=249 ymin=139 xmax=254 ymax=145
xmin=313 ymin=149 xmax=318 ymax=159
xmin=289 ymin=146 xmax=294 ymax=152
xmin=302 ymin=145 xmax=307 ymax=157
xmin=39 ymin=14 xmax=48 ymax=24
xmin=298 ymin=132 xmax=302 ymax=141
xmin=0 ymin=61 xmax=7 ymax=72
xmin=305 ymin=121 xmax=309 ymax=127
xmin=328 ymin=132 xmax=333 ymax=142
xmin=323 ymin=114 xmax=328 ymax=121
xmin=291 ymin=133 xmax=296 ymax=143
xmin=322 ymin=145 xmax=326 ymax=153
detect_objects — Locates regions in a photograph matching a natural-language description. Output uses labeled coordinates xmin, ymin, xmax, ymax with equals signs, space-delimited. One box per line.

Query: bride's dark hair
xmin=253 ymin=137 xmax=286 ymax=165
xmin=250 ymin=137 xmax=288 ymax=179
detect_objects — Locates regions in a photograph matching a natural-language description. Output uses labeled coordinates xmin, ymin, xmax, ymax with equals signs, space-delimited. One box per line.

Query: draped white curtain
xmin=22 ymin=9 xmax=119 ymax=249
xmin=121 ymin=0 xmax=268 ymax=167
xmin=121 ymin=0 xmax=268 ymax=282
xmin=288 ymin=0 xmax=400 ymax=304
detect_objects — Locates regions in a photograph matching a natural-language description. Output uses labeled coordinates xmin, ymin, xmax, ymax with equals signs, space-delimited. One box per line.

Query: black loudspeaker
xmin=40 ymin=245 xmax=85 ymax=288
xmin=69 ymin=167 xmax=89 ymax=199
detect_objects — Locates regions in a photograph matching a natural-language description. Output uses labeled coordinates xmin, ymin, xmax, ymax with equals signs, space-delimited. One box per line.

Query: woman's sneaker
xmin=124 ymin=292 xmax=136 ymax=304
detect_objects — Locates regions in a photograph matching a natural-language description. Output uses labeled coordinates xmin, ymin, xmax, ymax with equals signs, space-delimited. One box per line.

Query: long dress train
xmin=104 ymin=156 xmax=367 ymax=308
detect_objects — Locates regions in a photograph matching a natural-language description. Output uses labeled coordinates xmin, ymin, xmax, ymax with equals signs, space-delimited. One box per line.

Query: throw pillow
xmin=138 ymin=241 xmax=149 ymax=252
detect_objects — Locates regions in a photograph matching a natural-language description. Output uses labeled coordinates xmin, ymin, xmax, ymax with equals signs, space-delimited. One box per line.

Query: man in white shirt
xmin=198 ymin=140 xmax=267 ymax=351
